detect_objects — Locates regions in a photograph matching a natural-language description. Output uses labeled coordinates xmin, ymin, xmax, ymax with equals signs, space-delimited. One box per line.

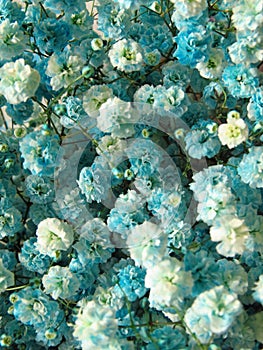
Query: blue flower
xmin=222 ymin=64 xmax=259 ymax=98
xmin=11 ymin=287 xmax=64 ymax=330
xmin=113 ymin=264 xmax=148 ymax=302
xmin=59 ymin=96 xmax=87 ymax=128
xmin=19 ymin=128 xmax=60 ymax=177
xmin=25 ymin=175 xmax=54 ymax=204
xmin=238 ymin=146 xmax=263 ymax=188
xmin=78 ymin=156 xmax=111 ymax=203
xmin=19 ymin=237 xmax=51 ymax=275
xmin=6 ymin=100 xmax=34 ymax=125
xmin=247 ymin=87 xmax=263 ymax=123
xmin=185 ymin=128 xmax=221 ymax=159
xmin=174 ymin=24 xmax=210 ymax=68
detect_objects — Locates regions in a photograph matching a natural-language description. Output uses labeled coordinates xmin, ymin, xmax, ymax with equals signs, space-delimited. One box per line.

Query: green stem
xmin=0 ymin=108 xmax=8 ymax=130
xmin=6 ymin=284 xmax=28 ymax=291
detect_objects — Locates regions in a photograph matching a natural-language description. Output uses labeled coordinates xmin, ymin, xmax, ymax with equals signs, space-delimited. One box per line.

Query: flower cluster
xmin=0 ymin=0 xmax=262 ymax=349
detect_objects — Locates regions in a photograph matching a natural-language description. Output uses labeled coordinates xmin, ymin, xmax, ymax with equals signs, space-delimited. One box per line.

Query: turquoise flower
xmin=238 ymin=146 xmax=263 ymax=188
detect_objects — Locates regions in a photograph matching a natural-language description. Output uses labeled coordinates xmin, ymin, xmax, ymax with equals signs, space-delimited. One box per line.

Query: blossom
xmin=82 ymin=85 xmax=114 ymax=117
xmin=185 ymin=128 xmax=221 ymax=159
xmin=174 ymin=24 xmax=209 ymax=68
xmin=113 ymin=264 xmax=148 ymax=302
xmin=97 ymin=97 xmax=139 ymax=137
xmin=196 ymin=48 xmax=225 ymax=79
xmin=231 ymin=0 xmax=263 ymax=33
xmin=36 ymin=218 xmax=75 ymax=258
xmin=108 ymin=39 xmax=144 ymax=72
xmin=247 ymin=87 xmax=263 ymax=123
xmin=73 ymin=299 xmax=118 ymax=350
xmin=25 ymin=175 xmax=54 ymax=204
xmin=171 ymin=0 xmax=207 ymax=20
xmin=238 ymin=146 xmax=263 ymax=188
xmin=222 ymin=64 xmax=259 ymax=98
xmin=127 ymin=221 xmax=167 ymax=268
xmin=19 ymin=237 xmax=51 ymax=275
xmin=42 ymin=266 xmax=80 ymax=300
xmin=46 ymin=52 xmax=84 ymax=90
xmin=0 ymin=59 xmax=40 ymax=104
xmin=0 ymin=198 xmax=22 ymax=239
xmin=210 ymin=215 xmax=250 ymax=257
xmin=145 ymin=257 xmax=193 ymax=310
xmin=78 ymin=155 xmax=111 ymax=203
xmin=218 ymin=111 xmax=248 ymax=149
xmin=0 ymin=19 xmax=26 ymax=60
xmin=11 ymin=287 xmax=63 ymax=327
xmin=184 ymin=286 xmax=242 ymax=344
xmin=19 ymin=129 xmax=60 ymax=177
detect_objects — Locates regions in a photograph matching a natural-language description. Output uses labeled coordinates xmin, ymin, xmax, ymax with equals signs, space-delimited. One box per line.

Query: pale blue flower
xmin=238 ymin=146 xmax=263 ymax=188
xmin=19 ymin=128 xmax=60 ymax=177
xmin=184 ymin=286 xmax=243 ymax=343
xmin=19 ymin=237 xmax=51 ymax=274
xmin=222 ymin=64 xmax=259 ymax=98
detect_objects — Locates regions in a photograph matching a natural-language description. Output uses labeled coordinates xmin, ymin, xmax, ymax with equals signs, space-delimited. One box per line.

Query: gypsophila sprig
xmin=0 ymin=0 xmax=262 ymax=348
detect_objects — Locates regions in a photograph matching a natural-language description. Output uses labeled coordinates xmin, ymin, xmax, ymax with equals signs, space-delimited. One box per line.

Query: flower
xmin=42 ymin=265 xmax=80 ymax=300
xmin=171 ymin=0 xmax=207 ymax=20
xmin=218 ymin=111 xmax=248 ymax=149
xmin=210 ymin=215 xmax=250 ymax=257
xmin=222 ymin=64 xmax=259 ymax=98
xmin=46 ymin=52 xmax=84 ymax=90
xmin=238 ymin=146 xmax=263 ymax=188
xmin=108 ymin=38 xmax=144 ymax=72
xmin=0 ymin=19 xmax=26 ymax=60
xmin=145 ymin=257 xmax=193 ymax=310
xmin=19 ymin=129 xmax=60 ymax=177
xmin=0 ymin=59 xmax=40 ymax=104
xmin=127 ymin=221 xmax=167 ymax=268
xmin=184 ymin=286 xmax=242 ymax=344
xmin=36 ymin=218 xmax=75 ymax=258
xmin=73 ymin=299 xmax=118 ymax=350
xmin=196 ymin=48 xmax=225 ymax=79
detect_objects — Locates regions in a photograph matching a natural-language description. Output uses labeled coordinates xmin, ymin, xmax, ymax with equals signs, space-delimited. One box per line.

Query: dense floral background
xmin=0 ymin=0 xmax=263 ymax=349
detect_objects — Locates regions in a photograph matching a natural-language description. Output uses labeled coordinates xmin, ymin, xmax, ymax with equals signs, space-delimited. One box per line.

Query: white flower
xmin=108 ymin=39 xmax=143 ymax=72
xmin=210 ymin=215 xmax=250 ymax=257
xmin=184 ymin=286 xmax=242 ymax=344
xmin=145 ymin=257 xmax=193 ymax=310
xmin=171 ymin=0 xmax=207 ymax=20
xmin=127 ymin=221 xmax=167 ymax=268
xmin=0 ymin=59 xmax=40 ymax=104
xmin=218 ymin=111 xmax=248 ymax=149
xmin=97 ymin=97 xmax=139 ymax=138
xmin=82 ymin=85 xmax=114 ymax=117
xmin=91 ymin=38 xmax=104 ymax=51
xmin=0 ymin=19 xmax=26 ymax=60
xmin=196 ymin=49 xmax=225 ymax=79
xmin=42 ymin=265 xmax=80 ymax=300
xmin=46 ymin=53 xmax=84 ymax=91
xmin=36 ymin=218 xmax=74 ymax=258
xmin=73 ymin=299 xmax=118 ymax=350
